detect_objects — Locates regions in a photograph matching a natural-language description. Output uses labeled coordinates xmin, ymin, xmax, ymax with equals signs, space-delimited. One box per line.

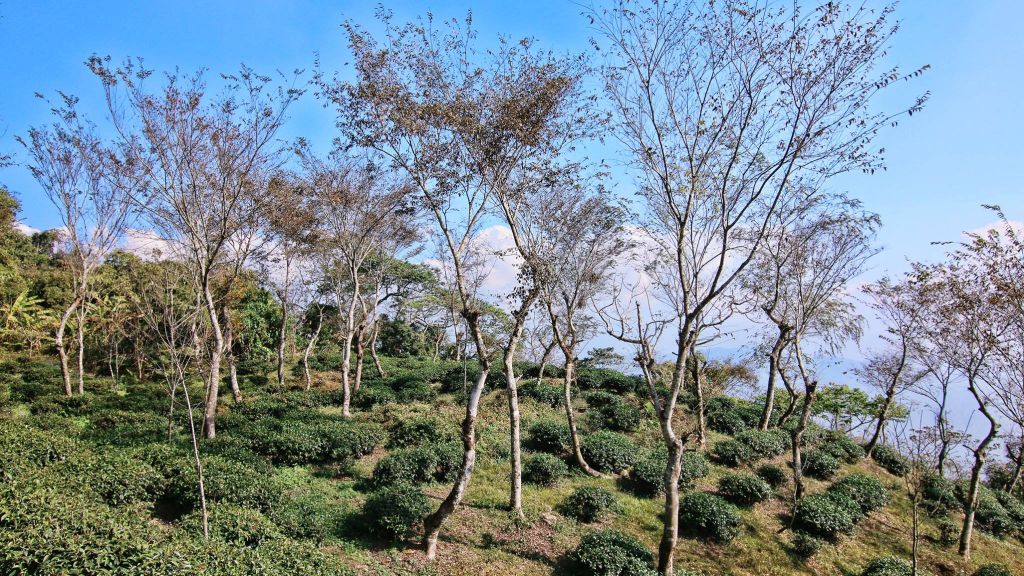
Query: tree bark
xmin=758 ymin=329 xmax=788 ymax=430
xmin=563 ymin=359 xmax=601 ymax=477
xmin=277 ymin=294 xmax=288 ymax=391
xmin=369 ymin=320 xmax=386 ymax=378
xmin=225 ymin=322 xmax=242 ymax=402
xmin=340 ymin=271 xmax=359 ymax=418
xmin=201 ymin=279 xmax=225 ymax=440
xmin=76 ymin=305 xmax=86 ymax=395
xmin=690 ymin=342 xmax=707 ymax=450
xmin=354 ymin=322 xmax=366 ymax=392
xmin=865 ymin=386 xmax=896 ymax=457
xmin=501 ymin=290 xmax=537 ymax=519
xmin=55 ymin=294 xmax=82 ymax=397
xmin=959 ymin=376 xmax=999 ymax=560
xmin=302 ymin=308 xmax=324 ymax=391
xmin=792 ymin=381 xmax=818 ymax=503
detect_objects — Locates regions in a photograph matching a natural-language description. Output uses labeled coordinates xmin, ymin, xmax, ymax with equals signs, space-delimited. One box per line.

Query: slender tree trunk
xmin=865 ymin=385 xmax=897 ymax=457
xmin=777 ymin=367 xmax=798 ymax=424
xmin=536 ymin=340 xmax=556 ymax=386
xmin=759 ymin=329 xmax=787 ymax=430
xmin=369 ymin=320 xmax=386 ymax=377
xmin=302 ymin=308 xmax=324 ymax=391
xmin=911 ymin=497 xmax=920 ymax=576
xmin=792 ymin=381 xmax=818 ymax=503
xmin=423 ymin=312 xmax=489 ymax=560
xmin=178 ymin=366 xmax=209 ymax=539
xmin=340 ymin=274 xmax=360 ymax=418
xmin=201 ymin=279 xmax=225 ymax=439
xmin=690 ymin=342 xmax=707 ymax=450
xmin=1006 ymin=443 xmax=1024 ymax=494
xmin=501 ymin=291 xmax=537 ymax=519
xmin=55 ymin=289 xmax=83 ymax=396
xmin=960 ymin=378 xmax=999 ymax=560
xmin=658 ymin=435 xmax=684 ymax=575
xmin=76 ymin=305 xmax=86 ymax=395
xmin=561 ymin=359 xmax=600 ymax=477
xmin=277 ymin=295 xmax=288 ymax=391
xmin=354 ymin=323 xmax=366 ymax=392
xmin=225 ymin=323 xmax=241 ymax=402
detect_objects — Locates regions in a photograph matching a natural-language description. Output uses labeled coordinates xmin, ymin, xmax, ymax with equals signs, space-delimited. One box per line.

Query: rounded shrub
xmin=355 ymin=384 xmax=396 ymax=408
xmin=718 ymin=473 xmax=773 ymax=506
xmin=50 ymin=449 xmax=164 ymax=507
xmin=803 ymin=449 xmax=841 ymax=480
xmin=576 ymin=368 xmax=643 ymax=394
xmin=860 ymin=556 xmax=912 ymax=576
xmin=596 ymin=401 xmax=643 ymax=433
xmin=523 ymin=452 xmax=569 ymax=486
xmin=180 ymin=503 xmax=281 ymax=547
xmin=974 ymin=488 xmax=1014 ymax=537
xmin=521 ymin=381 xmax=564 ymax=407
xmin=756 ymin=464 xmax=788 ymax=488
xmin=711 ymin=439 xmax=753 ymax=467
xmin=973 ymin=564 xmax=1013 ymax=576
xmin=793 ymin=492 xmax=858 ymax=540
xmin=820 ymin=431 xmax=865 ymax=463
xmin=560 ymin=486 xmax=617 ymax=523
xmin=394 ymin=379 xmax=437 ymax=403
xmin=679 ymin=492 xmax=742 ymax=542
xmin=792 ymin=530 xmax=824 ymax=558
xmin=363 ymin=484 xmax=431 ymax=541
xmin=627 ymin=448 xmax=709 ymax=497
xmin=387 ymin=417 xmax=456 ymax=449
xmin=922 ymin=472 xmax=957 ymax=511
xmin=269 ymin=489 xmax=343 ymax=542
xmin=581 ymin=431 xmax=639 ymax=473
xmin=935 ymin=516 xmax=959 ymax=547
xmin=736 ymin=429 xmax=787 ymax=460
xmin=680 ymin=451 xmax=711 ymax=485
xmin=525 ymin=420 xmax=571 ymax=455
xmin=871 ymin=445 xmax=910 ymax=476
xmin=829 ymin=473 xmax=889 ymax=515
xmin=567 ymin=529 xmax=656 ymax=576
xmin=372 ymin=447 xmax=440 ymax=487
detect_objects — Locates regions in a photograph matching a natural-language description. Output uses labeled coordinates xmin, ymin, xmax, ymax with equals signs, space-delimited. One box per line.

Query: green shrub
xmin=372 ymin=447 xmax=440 ymax=487
xmin=922 ymin=472 xmax=957 ymax=512
xmin=736 ymin=429 xmax=788 ymax=460
xmin=581 ymin=431 xmax=639 ymax=473
xmin=432 ymin=442 xmax=463 ymax=483
xmin=354 ymin=384 xmax=396 ymax=408
xmin=523 ymin=452 xmax=569 ymax=486
xmin=871 ymin=445 xmax=910 ymax=476
xmin=595 ymin=400 xmax=643 ymax=432
xmin=679 ymin=492 xmax=742 ymax=542
xmin=0 ymin=373 xmax=14 ymax=406
xmin=718 ymin=473 xmax=773 ymax=506
xmin=269 ymin=488 xmax=343 ymax=542
xmin=0 ymin=420 xmax=79 ymax=479
xmin=792 ymin=530 xmax=824 ymax=558
xmin=521 ymin=381 xmax=564 ymax=407
xmin=793 ymin=492 xmax=858 ymax=539
xmin=680 ymin=451 xmax=711 ymax=485
xmin=165 ymin=455 xmax=282 ymax=513
xmin=387 ymin=417 xmax=456 ymax=449
xmin=860 ymin=556 xmax=912 ymax=576
xmin=627 ymin=448 xmax=709 ymax=497
xmin=973 ymin=564 xmax=1013 ymax=576
xmin=394 ymin=379 xmax=437 ymax=403
xmin=567 ymin=529 xmax=656 ymax=576
xmin=819 ymin=432 xmax=865 ymax=463
xmin=180 ymin=503 xmax=281 ymax=547
xmin=974 ymin=488 xmax=1013 ymax=537
xmin=936 ymin=516 xmax=959 ymax=547
xmin=560 ymin=486 xmax=617 ymax=523
xmin=803 ymin=449 xmax=841 ymax=480
xmin=47 ymin=449 xmax=164 ymax=507
xmin=363 ymin=484 xmax=431 ymax=541
xmin=575 ymin=368 xmax=643 ymax=394
xmin=711 ymin=439 xmax=753 ymax=467
xmin=829 ymin=473 xmax=889 ymax=515
xmin=525 ymin=420 xmax=571 ymax=455
xmin=757 ymin=464 xmax=788 ymax=488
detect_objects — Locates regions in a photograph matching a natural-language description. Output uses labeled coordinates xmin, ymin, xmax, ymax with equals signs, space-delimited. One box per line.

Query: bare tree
xmin=589 ymin=1 xmax=924 ymax=571
xmin=88 ymin=58 xmax=301 ymax=438
xmin=858 ymin=276 xmax=929 ymax=456
xmin=20 ymin=97 xmax=139 ymax=395
xmin=893 ymin=421 xmax=946 ymax=576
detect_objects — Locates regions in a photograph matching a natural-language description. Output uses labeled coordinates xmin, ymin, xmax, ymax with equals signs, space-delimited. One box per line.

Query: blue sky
xmin=0 ymin=1 xmax=1020 ymax=430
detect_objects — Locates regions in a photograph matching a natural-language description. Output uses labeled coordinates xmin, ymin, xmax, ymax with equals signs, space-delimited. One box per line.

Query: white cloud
xmin=13 ymin=221 xmax=40 ymax=236
xmin=120 ymin=228 xmax=176 ymax=260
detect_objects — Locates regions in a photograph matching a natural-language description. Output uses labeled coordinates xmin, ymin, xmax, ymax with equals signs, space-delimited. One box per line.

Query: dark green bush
xmin=520 ymin=381 xmax=564 ymax=407
xmin=680 ymin=451 xmax=712 ymax=485
xmin=46 ymin=449 xmax=164 ymax=507
xmin=922 ymin=472 xmax=957 ymax=512
xmin=387 ymin=417 xmax=457 ymax=449
xmin=594 ymin=400 xmax=643 ymax=433
xmin=372 ymin=447 xmax=441 ymax=487
xmin=560 ymin=486 xmax=617 ymax=523
xmin=871 ymin=445 xmax=910 ymax=476
xmin=269 ymin=487 xmax=343 ymax=542
xmin=627 ymin=448 xmax=709 ymax=497
xmin=973 ymin=564 xmax=1013 ymax=576
xmin=394 ymin=378 xmax=437 ymax=403
xmin=180 ymin=503 xmax=281 ymax=547
xmin=363 ymin=484 xmax=431 ymax=541
xmin=432 ymin=442 xmax=463 ymax=483
xmin=860 ymin=556 xmax=912 ymax=576
xmin=523 ymin=452 xmax=569 ymax=486
xmin=793 ymin=492 xmax=858 ymax=540
xmin=525 ymin=420 xmax=571 ymax=455
xmin=718 ymin=473 xmax=773 ymax=506
xmin=974 ymin=488 xmax=1013 ymax=537
xmin=354 ymin=384 xmax=396 ymax=408
xmin=575 ymin=368 xmax=643 ymax=394
xmin=0 ymin=420 xmax=79 ymax=479
xmin=581 ymin=431 xmax=639 ymax=473
xmin=756 ymin=464 xmax=788 ymax=488
xmin=792 ymin=530 xmax=824 ymax=558
xmin=567 ymin=529 xmax=656 ymax=576
xmin=735 ymin=429 xmax=788 ymax=460
xmin=936 ymin=516 xmax=959 ymax=547
xmin=829 ymin=474 xmax=889 ymax=515
xmin=0 ymin=373 xmax=14 ymax=406
xmin=803 ymin=449 xmax=841 ymax=480
xmin=711 ymin=439 xmax=753 ymax=467
xmin=165 ymin=455 xmax=282 ymax=514
xmin=679 ymin=492 xmax=742 ymax=542
xmin=819 ymin=431 xmax=865 ymax=463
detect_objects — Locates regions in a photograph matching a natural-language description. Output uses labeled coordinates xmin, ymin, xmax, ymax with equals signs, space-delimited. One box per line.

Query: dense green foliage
xmin=679 ymin=492 xmax=742 ymax=542
xmin=560 ymin=486 xmax=618 ymax=523
xmin=567 ymin=530 xmax=656 ymax=576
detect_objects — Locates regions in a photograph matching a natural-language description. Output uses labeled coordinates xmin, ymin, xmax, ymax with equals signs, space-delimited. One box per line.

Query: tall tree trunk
xmin=76 ymin=305 xmax=86 ymax=395
xmin=563 ymin=358 xmax=600 ymax=477
xmin=423 ymin=311 xmax=489 ymax=560
xmin=340 ymin=274 xmax=359 ymax=418
xmin=354 ymin=322 xmax=366 ymax=392
xmin=178 ymin=364 xmax=209 ymax=540
xmin=201 ymin=279 xmax=225 ymax=440
xmin=225 ymin=323 xmax=241 ymax=402
xmin=369 ymin=320 xmax=386 ymax=377
xmin=791 ymin=380 xmax=818 ymax=504
xmin=536 ymin=340 xmax=556 ymax=386
xmin=911 ymin=497 xmax=920 ymax=576
xmin=865 ymin=385 xmax=897 ymax=457
xmin=960 ymin=377 xmax=999 ymax=560
xmin=55 ymin=288 xmax=83 ymax=396
xmin=758 ymin=329 xmax=787 ymax=430
xmin=777 ymin=367 xmax=798 ymax=424
xmin=501 ymin=291 xmax=537 ymax=519
xmin=1006 ymin=443 xmax=1024 ymax=494
xmin=690 ymin=342 xmax=707 ymax=450
xmin=277 ymin=295 xmax=288 ymax=391
xmin=302 ymin=308 xmax=324 ymax=391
